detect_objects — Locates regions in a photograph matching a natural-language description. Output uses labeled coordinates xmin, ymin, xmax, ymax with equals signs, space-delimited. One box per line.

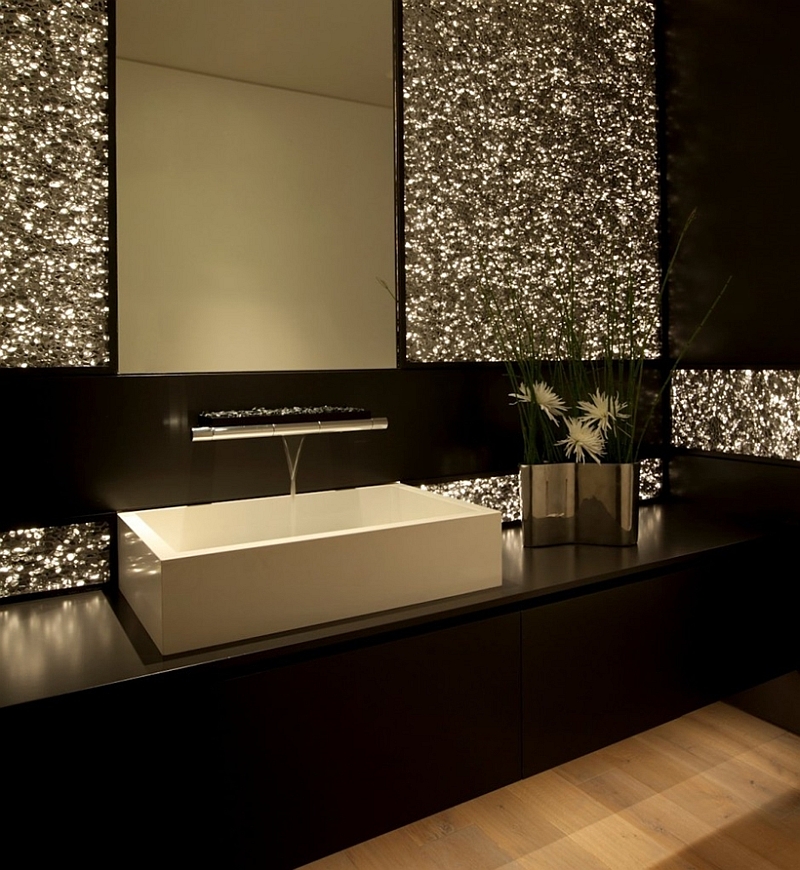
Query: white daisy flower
xmin=556 ymin=418 xmax=606 ymax=463
xmin=509 ymin=382 xmax=567 ymax=423
xmin=610 ymin=395 xmax=630 ymax=421
xmin=530 ymin=381 xmax=568 ymax=423
xmin=509 ymin=384 xmax=533 ymax=404
xmin=577 ymin=390 xmax=629 ymax=433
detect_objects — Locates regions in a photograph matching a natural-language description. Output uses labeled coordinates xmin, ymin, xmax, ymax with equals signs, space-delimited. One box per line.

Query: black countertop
xmin=0 ymin=502 xmax=766 ymax=710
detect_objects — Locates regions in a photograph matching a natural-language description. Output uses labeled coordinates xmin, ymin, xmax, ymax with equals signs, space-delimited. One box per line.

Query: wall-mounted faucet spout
xmin=281 ymin=436 xmax=305 ymax=498
xmin=191 ymin=406 xmax=389 ymax=496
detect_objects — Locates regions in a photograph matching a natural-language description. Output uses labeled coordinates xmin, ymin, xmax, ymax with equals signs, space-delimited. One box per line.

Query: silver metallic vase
xmin=575 ymin=462 xmax=639 ymax=546
xmin=520 ymin=462 xmax=639 ymax=547
xmin=519 ymin=463 xmax=576 ymax=547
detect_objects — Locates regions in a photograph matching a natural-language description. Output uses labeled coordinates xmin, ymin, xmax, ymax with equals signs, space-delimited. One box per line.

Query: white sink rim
xmin=117 ymin=483 xmax=503 ymax=655
xmin=118 ymin=483 xmax=497 ymax=558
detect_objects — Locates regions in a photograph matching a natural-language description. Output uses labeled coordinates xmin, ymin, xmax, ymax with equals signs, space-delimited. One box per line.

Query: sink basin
xmin=117 ymin=483 xmax=502 ymax=654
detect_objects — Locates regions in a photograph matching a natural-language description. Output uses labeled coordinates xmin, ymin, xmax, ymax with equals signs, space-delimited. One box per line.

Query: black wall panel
xmin=661 ymin=0 xmax=800 ymax=367
xmin=671 ymin=454 xmax=800 ymax=528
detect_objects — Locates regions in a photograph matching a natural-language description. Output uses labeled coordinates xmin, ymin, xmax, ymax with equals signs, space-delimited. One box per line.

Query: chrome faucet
xmin=191 ymin=406 xmax=389 ymax=496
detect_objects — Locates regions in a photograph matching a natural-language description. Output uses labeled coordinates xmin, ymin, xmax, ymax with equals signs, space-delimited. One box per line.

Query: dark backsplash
xmin=0 ymin=365 xmax=520 ymax=530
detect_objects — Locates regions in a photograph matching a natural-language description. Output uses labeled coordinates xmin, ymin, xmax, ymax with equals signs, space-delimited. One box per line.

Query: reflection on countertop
xmin=0 ymin=502 xmax=770 ymax=711
xmin=0 ymin=591 xmax=144 ymax=707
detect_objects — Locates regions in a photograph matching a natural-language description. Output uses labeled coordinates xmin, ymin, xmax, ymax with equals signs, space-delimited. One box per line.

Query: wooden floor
xmin=300 ymin=702 xmax=800 ymax=869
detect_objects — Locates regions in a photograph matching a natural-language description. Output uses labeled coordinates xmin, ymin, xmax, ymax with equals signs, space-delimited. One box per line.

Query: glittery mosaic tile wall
xmin=403 ymin=0 xmax=660 ymax=362
xmin=672 ymin=370 xmax=800 ymax=461
xmin=0 ymin=0 xmax=109 ymax=367
xmin=422 ymin=458 xmax=662 ymax=523
xmin=1 ymin=0 xmax=658 ymax=368
xmin=0 ymin=521 xmax=110 ymax=600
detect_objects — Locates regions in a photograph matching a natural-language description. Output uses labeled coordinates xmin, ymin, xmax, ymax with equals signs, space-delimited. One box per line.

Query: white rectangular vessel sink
xmin=118 ymin=483 xmax=502 ymax=655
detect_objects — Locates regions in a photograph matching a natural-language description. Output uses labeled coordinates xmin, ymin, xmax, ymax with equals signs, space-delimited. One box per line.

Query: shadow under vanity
xmin=2 ymin=503 xmax=795 ymax=866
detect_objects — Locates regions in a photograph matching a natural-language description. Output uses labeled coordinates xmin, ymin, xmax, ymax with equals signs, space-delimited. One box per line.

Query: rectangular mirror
xmin=115 ymin=0 xmax=397 ymax=373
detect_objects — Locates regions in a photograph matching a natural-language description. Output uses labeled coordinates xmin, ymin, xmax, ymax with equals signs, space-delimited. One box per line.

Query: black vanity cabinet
xmin=2 ymin=514 xmax=794 ymax=867
xmin=521 ymin=538 xmax=797 ymax=776
xmin=199 ymin=612 xmax=521 ymax=867
xmin=3 ymin=611 xmax=520 ymax=865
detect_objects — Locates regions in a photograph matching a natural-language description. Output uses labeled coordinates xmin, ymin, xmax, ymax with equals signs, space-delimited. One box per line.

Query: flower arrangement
xmin=484 ymin=212 xmax=729 ymax=466
xmin=510 ymin=381 xmax=629 ymax=464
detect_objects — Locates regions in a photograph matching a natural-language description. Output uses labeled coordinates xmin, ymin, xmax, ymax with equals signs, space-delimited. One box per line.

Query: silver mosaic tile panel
xmin=422 ymin=458 xmax=662 ymax=523
xmin=0 ymin=0 xmax=109 ymax=367
xmin=672 ymin=370 xmax=800 ymax=461
xmin=638 ymin=457 xmax=662 ymax=501
xmin=422 ymin=474 xmax=523 ymax=522
xmin=0 ymin=521 xmax=110 ymax=599
xmin=403 ymin=0 xmax=660 ymax=362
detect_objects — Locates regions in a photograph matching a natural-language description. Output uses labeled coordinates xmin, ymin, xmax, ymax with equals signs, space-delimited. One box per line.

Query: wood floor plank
xmin=741 ymin=734 xmax=800 ymax=790
xmin=417 ymin=824 xmax=513 ymax=869
xmin=642 ymin=852 xmax=724 ymax=870
xmin=662 ymin=773 xmax=800 ymax=870
xmin=574 ymin=765 xmax=659 ymax=814
xmin=635 ymin=728 xmax=720 ymax=778
xmin=403 ymin=810 xmax=462 ymax=846
xmin=645 ymin=715 xmax=752 ymax=769
xmin=506 ymin=769 xmax=612 ymax=835
xmin=599 ymin=734 xmax=704 ymax=793
xmin=687 ymin=702 xmax=790 ymax=758
xmin=300 ymin=704 xmax=800 ymax=870
xmin=568 ymin=813 xmax=675 ymax=869
xmin=702 ymin=754 xmax=800 ymax=820
xmin=497 ymin=836 xmax=614 ymax=870
xmin=442 ymin=786 xmax=565 ymax=858
xmin=622 ymin=792 xmax=782 ymax=870
xmin=661 ymin=769 xmax=757 ymax=828
xmin=343 ymin=828 xmax=443 ymax=870
xmin=726 ymin=813 xmax=800 ymax=870
xmin=690 ymin=702 xmax=787 ymax=746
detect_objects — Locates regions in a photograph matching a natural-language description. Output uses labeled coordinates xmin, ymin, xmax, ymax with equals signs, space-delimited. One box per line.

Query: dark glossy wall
xmin=660 ymin=0 xmax=800 ymax=517
xmin=3 ymin=0 xmax=800 ymax=535
xmin=662 ymin=0 xmax=800 ymax=368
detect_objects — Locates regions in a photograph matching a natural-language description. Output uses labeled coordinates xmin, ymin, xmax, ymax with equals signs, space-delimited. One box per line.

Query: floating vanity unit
xmin=118 ymin=483 xmax=502 ymax=654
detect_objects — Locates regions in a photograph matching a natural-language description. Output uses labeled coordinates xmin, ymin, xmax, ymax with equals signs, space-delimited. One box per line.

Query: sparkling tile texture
xmin=422 ymin=474 xmax=523 ymax=522
xmin=0 ymin=0 xmax=109 ymax=367
xmin=0 ymin=522 xmax=110 ymax=599
xmin=672 ymin=370 xmax=800 ymax=460
xmin=422 ymin=458 xmax=662 ymax=522
xmin=403 ymin=0 xmax=660 ymax=362
xmin=638 ymin=457 xmax=662 ymax=501
xmin=2 ymin=0 xmax=658 ymax=368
